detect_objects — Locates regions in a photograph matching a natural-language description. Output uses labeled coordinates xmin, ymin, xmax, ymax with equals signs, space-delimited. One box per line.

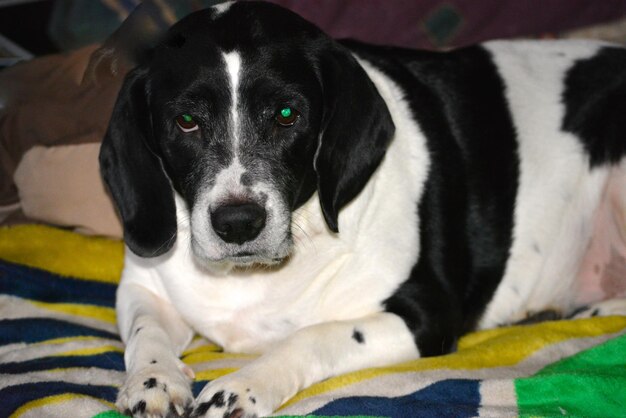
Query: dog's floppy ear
xmin=315 ymin=44 xmax=395 ymax=232
xmin=99 ymin=68 xmax=177 ymax=257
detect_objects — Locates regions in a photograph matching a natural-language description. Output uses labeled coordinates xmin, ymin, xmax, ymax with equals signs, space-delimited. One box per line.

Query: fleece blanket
xmin=0 ymin=225 xmax=625 ymax=418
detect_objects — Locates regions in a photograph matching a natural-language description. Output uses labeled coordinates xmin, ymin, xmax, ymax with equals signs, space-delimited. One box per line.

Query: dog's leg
xmin=191 ymin=312 xmax=418 ymax=418
xmin=116 ymin=282 xmax=195 ymax=418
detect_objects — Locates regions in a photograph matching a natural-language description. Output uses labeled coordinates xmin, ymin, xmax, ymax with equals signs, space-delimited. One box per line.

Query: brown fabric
xmin=0 ymin=45 xmax=123 ymax=206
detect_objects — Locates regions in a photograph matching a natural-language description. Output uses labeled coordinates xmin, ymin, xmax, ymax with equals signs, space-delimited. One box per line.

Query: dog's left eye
xmin=175 ymin=114 xmax=199 ymax=133
xmin=275 ymin=107 xmax=299 ymax=127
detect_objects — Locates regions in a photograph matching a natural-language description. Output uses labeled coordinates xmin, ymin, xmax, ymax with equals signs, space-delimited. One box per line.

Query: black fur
xmin=562 ymin=47 xmax=626 ymax=167
xmin=342 ymin=43 xmax=519 ymax=356
xmin=143 ymin=378 xmax=158 ymax=389
xmin=100 ymin=69 xmax=177 ymax=257
xmin=314 ymin=44 xmax=395 ymax=232
xmin=352 ymin=329 xmax=365 ymax=344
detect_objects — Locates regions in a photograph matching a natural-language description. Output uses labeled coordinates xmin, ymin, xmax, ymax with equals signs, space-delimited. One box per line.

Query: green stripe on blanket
xmin=516 ymin=333 xmax=626 ymax=417
xmin=0 ymin=225 xmax=625 ymax=418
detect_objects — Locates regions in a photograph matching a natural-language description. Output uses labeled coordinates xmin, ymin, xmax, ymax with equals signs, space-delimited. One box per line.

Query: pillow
xmin=0 ymin=45 xmax=124 ymax=236
xmin=14 ymin=143 xmax=122 ymax=237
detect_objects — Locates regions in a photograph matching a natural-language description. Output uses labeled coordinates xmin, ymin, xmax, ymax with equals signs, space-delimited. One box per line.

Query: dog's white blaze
xmin=196 ymin=51 xmax=245 ymax=227
xmin=212 ymin=1 xmax=235 ymax=17
xmin=224 ymin=51 xmax=242 ymax=152
xmin=479 ymin=40 xmax=611 ymax=328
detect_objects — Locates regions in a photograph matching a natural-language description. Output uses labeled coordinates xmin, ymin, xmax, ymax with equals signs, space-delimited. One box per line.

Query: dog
xmin=97 ymin=2 xmax=626 ymax=417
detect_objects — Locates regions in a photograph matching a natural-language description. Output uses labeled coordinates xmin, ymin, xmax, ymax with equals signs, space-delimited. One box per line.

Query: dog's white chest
xmin=142 ymin=216 xmax=381 ymax=353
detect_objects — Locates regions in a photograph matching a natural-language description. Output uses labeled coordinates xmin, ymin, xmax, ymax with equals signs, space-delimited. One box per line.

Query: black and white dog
xmin=98 ymin=2 xmax=626 ymax=417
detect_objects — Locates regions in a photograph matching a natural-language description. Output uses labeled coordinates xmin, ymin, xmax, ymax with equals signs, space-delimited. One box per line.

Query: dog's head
xmin=99 ymin=1 xmax=394 ymax=267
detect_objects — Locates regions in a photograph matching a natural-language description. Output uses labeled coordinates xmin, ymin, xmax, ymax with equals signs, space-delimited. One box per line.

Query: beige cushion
xmin=14 ymin=143 xmax=122 ymax=238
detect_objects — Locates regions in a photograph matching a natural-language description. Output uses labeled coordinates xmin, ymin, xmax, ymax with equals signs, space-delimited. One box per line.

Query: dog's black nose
xmin=210 ymin=203 xmax=266 ymax=245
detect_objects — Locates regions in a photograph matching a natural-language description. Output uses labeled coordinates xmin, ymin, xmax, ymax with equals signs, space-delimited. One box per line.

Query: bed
xmin=1 ymin=224 xmax=625 ymax=417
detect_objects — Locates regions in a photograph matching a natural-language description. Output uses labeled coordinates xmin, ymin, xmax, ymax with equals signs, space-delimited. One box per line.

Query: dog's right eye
xmin=175 ymin=114 xmax=199 ymax=133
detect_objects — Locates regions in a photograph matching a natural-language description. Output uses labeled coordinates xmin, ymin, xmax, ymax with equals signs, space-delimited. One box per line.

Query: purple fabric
xmin=264 ymin=0 xmax=626 ymax=49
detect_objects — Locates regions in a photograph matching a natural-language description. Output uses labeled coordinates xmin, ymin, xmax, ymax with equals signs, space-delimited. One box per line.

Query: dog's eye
xmin=175 ymin=114 xmax=199 ymax=133
xmin=275 ymin=107 xmax=299 ymax=127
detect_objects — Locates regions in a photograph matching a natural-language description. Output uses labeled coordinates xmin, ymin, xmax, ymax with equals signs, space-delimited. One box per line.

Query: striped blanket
xmin=1 ymin=225 xmax=625 ymax=418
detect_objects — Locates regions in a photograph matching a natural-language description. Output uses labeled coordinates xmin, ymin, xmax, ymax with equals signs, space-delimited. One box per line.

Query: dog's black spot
xmin=144 ymin=377 xmax=157 ymax=388
xmin=228 ymin=393 xmax=238 ymax=407
xmin=249 ymin=396 xmax=256 ymax=404
xmin=592 ymin=308 xmax=600 ymax=317
xmin=213 ymin=391 xmax=227 ymax=407
xmin=168 ymin=402 xmax=179 ymax=417
xmin=240 ymin=172 xmax=254 ymax=186
xmin=123 ymin=408 xmax=132 ymax=416
xmin=193 ymin=402 xmax=211 ymax=416
xmin=150 ymin=359 xmax=157 ymax=364
xmin=352 ymin=328 xmax=365 ymax=344
xmin=169 ymin=400 xmax=193 ymax=417
xmin=135 ymin=327 xmax=143 ymax=335
xmin=193 ymin=390 xmax=227 ymax=415
xmin=209 ymin=390 xmax=226 ymax=408
xmin=132 ymin=400 xmax=146 ymax=414
xmin=563 ymin=47 xmax=626 ymax=166
xmin=163 ymin=383 xmax=167 ymax=392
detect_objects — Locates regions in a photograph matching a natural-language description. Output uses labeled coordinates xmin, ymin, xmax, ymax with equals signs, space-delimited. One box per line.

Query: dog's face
xmin=146 ymin=10 xmax=326 ymax=267
xmin=100 ymin=2 xmax=394 ymax=268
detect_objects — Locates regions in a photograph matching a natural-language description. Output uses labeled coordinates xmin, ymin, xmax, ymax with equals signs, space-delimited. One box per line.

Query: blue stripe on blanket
xmin=0 ymin=352 xmax=125 ymax=374
xmin=0 ymin=318 xmax=119 ymax=345
xmin=0 ymin=382 xmax=118 ymax=417
xmin=0 ymin=260 xmax=116 ymax=307
xmin=312 ymin=379 xmax=481 ymax=418
xmin=192 ymin=380 xmax=209 ymax=397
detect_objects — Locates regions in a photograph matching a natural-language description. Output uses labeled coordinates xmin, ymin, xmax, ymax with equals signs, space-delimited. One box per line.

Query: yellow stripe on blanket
xmin=281 ymin=316 xmax=626 ymax=409
xmin=35 ymin=336 xmax=106 ymax=346
xmin=10 ymin=394 xmax=115 ymax=418
xmin=30 ymin=301 xmax=117 ymax=324
xmin=194 ymin=368 xmax=239 ymax=381
xmin=182 ymin=340 xmax=222 ymax=356
xmin=0 ymin=225 xmax=123 ymax=284
xmin=183 ymin=350 xmax=254 ymax=365
xmin=54 ymin=345 xmax=123 ymax=357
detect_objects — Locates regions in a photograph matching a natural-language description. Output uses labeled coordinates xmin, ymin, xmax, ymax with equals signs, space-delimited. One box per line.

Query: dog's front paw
xmin=191 ymin=374 xmax=270 ymax=418
xmin=117 ymin=360 xmax=194 ymax=418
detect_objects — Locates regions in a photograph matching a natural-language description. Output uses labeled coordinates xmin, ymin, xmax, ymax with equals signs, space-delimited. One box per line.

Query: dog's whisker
xmin=292 ymin=220 xmax=313 ymax=248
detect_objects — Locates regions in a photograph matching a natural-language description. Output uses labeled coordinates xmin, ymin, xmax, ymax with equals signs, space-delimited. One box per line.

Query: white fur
xmin=223 ymin=51 xmax=241 ymax=151
xmin=479 ymin=40 xmax=612 ymax=328
xmin=211 ymin=1 xmax=235 ymax=17
xmin=194 ymin=313 xmax=418 ymax=416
